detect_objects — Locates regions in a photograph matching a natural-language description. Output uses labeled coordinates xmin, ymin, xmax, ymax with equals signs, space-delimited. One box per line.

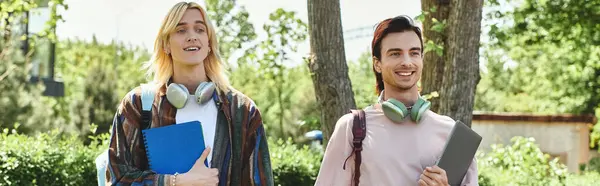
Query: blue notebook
xmin=142 ymin=121 xmax=208 ymax=174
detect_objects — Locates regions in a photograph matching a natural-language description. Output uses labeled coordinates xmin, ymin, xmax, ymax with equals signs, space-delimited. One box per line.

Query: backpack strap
xmin=140 ymin=83 xmax=155 ymax=129
xmin=342 ymin=109 xmax=367 ymax=186
xmin=98 ymin=84 xmax=155 ymax=184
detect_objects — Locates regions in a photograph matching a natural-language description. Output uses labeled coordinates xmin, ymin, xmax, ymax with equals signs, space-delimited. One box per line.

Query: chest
xmin=359 ymin=122 xmax=446 ymax=177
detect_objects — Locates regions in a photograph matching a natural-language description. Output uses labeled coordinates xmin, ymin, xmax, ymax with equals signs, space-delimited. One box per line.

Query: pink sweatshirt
xmin=314 ymin=104 xmax=478 ymax=186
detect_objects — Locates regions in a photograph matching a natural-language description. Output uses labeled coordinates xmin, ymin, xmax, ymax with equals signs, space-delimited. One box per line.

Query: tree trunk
xmin=420 ymin=0 xmax=450 ymax=112
xmin=422 ymin=0 xmax=483 ymax=127
xmin=307 ymin=0 xmax=356 ymax=146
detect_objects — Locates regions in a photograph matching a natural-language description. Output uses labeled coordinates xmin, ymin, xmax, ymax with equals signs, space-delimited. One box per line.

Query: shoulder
xmin=117 ymin=86 xmax=142 ymax=115
xmin=422 ymin=110 xmax=456 ymax=131
xmin=221 ymin=86 xmax=261 ymax=115
xmin=333 ymin=111 xmax=359 ymax=133
xmin=117 ymin=83 xmax=157 ymax=115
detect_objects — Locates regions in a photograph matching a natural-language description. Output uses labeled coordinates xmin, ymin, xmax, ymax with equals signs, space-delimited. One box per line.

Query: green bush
xmin=4 ymin=129 xmax=600 ymax=186
xmin=580 ymin=156 xmax=600 ymax=173
xmin=565 ymin=171 xmax=600 ymax=186
xmin=0 ymin=127 xmax=323 ymax=186
xmin=477 ymin=136 xmax=569 ymax=186
xmin=0 ymin=126 xmax=107 ymax=186
xmin=269 ymin=137 xmax=323 ymax=186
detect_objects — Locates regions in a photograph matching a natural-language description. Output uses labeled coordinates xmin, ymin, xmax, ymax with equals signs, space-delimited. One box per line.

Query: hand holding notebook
xmin=142 ymin=120 xmax=208 ymax=174
xmin=175 ymin=147 xmax=220 ymax=185
xmin=142 ymin=120 xmax=219 ymax=185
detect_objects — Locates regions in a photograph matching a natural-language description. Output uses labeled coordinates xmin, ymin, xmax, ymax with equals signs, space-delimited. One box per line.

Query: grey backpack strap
xmin=140 ymin=83 xmax=156 ymax=129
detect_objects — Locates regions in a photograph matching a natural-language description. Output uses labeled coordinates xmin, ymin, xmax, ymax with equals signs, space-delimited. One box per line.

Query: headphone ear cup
xmin=166 ymin=83 xmax=189 ymax=109
xmin=195 ymin=82 xmax=216 ymax=104
xmin=412 ymin=98 xmax=431 ymax=122
xmin=382 ymin=98 xmax=409 ymax=123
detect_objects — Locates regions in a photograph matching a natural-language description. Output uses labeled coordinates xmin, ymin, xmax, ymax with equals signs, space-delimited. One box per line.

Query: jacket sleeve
xmin=314 ymin=114 xmax=355 ymax=186
xmin=246 ymin=102 xmax=275 ymax=186
xmin=106 ymin=90 xmax=174 ymax=186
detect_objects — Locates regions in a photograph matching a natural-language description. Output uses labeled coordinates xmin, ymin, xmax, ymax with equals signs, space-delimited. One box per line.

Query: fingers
xmin=210 ymin=169 xmax=219 ymax=185
xmin=201 ymin=176 xmax=219 ymax=186
xmin=420 ymin=173 xmax=436 ymax=186
xmin=418 ymin=179 xmax=428 ymax=186
xmin=199 ymin=146 xmax=212 ymax=163
xmin=424 ymin=166 xmax=448 ymax=185
xmin=422 ymin=169 xmax=436 ymax=180
xmin=209 ymin=168 xmax=219 ymax=176
xmin=200 ymin=178 xmax=219 ymax=186
xmin=428 ymin=166 xmax=448 ymax=183
xmin=425 ymin=166 xmax=445 ymax=174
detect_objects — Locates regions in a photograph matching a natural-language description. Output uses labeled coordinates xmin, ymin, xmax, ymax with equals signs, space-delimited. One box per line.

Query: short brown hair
xmin=371 ymin=15 xmax=423 ymax=95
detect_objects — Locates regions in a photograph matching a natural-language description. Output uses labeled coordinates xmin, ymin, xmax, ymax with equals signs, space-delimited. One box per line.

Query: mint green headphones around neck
xmin=378 ymin=90 xmax=431 ymax=123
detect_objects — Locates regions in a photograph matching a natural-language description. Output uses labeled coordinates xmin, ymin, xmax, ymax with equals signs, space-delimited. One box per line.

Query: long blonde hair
xmin=145 ymin=1 xmax=230 ymax=91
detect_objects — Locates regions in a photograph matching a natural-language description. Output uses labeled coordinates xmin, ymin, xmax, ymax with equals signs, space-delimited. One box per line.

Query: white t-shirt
xmin=175 ymin=95 xmax=218 ymax=166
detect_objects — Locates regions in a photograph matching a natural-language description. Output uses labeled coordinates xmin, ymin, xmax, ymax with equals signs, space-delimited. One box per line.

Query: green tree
xmin=349 ymin=51 xmax=378 ymax=109
xmin=475 ymin=0 xmax=600 ymax=147
xmin=204 ymin=0 xmax=256 ymax=65
xmin=52 ymin=38 xmax=150 ymax=137
xmin=230 ymin=8 xmax=315 ymax=139
xmin=419 ymin=0 xmax=484 ymax=127
xmin=0 ymin=0 xmax=68 ymax=134
xmin=307 ymin=0 xmax=356 ymax=145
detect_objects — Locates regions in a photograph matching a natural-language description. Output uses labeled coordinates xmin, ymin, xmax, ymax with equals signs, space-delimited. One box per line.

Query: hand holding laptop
xmin=435 ymin=120 xmax=482 ymax=186
xmin=418 ymin=165 xmax=449 ymax=186
xmin=175 ymin=147 xmax=219 ymax=186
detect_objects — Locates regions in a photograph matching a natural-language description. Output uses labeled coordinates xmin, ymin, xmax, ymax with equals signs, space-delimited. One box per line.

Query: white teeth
xmin=397 ymin=72 xmax=412 ymax=76
xmin=184 ymin=47 xmax=199 ymax=51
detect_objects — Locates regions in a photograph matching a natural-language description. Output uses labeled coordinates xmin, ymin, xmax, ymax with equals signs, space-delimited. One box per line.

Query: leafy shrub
xmin=0 ymin=126 xmax=107 ymax=186
xmin=565 ymin=171 xmax=600 ymax=186
xmin=269 ymin=137 xmax=323 ymax=186
xmin=477 ymin=136 xmax=569 ymax=186
xmin=0 ymin=127 xmax=324 ymax=186
xmin=583 ymin=157 xmax=600 ymax=173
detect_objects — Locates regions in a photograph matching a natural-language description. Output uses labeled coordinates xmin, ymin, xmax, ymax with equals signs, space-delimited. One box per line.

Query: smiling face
xmin=164 ymin=8 xmax=210 ymax=66
xmin=373 ymin=31 xmax=423 ymax=91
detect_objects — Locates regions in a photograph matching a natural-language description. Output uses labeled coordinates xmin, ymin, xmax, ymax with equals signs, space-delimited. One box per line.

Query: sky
xmin=52 ymin=0 xmax=423 ymax=64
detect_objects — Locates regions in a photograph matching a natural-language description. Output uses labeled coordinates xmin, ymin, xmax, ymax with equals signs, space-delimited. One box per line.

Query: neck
xmin=382 ymin=83 xmax=419 ymax=107
xmin=172 ymin=62 xmax=207 ymax=93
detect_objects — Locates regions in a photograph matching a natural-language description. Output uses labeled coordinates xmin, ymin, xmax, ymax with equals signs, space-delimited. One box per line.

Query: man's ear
xmin=373 ymin=57 xmax=382 ymax=73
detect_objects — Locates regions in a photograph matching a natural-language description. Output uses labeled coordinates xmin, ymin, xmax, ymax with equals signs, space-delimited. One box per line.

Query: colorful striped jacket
xmin=105 ymin=83 xmax=274 ymax=186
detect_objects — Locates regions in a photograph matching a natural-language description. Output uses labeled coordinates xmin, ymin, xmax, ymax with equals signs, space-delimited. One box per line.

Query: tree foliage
xmin=204 ymin=0 xmax=256 ymax=63
xmin=52 ymin=38 xmax=150 ymax=137
xmin=229 ymin=8 xmax=318 ymax=139
xmin=475 ymin=0 xmax=600 ymax=147
xmin=0 ymin=0 xmax=68 ymax=134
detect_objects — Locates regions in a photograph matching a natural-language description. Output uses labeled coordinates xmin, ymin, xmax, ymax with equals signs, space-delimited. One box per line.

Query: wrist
xmin=173 ymin=173 xmax=187 ymax=185
xmin=171 ymin=173 xmax=181 ymax=186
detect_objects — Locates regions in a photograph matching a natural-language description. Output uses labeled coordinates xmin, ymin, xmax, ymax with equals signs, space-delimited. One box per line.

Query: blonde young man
xmin=105 ymin=2 xmax=274 ymax=186
xmin=314 ymin=16 xmax=478 ymax=186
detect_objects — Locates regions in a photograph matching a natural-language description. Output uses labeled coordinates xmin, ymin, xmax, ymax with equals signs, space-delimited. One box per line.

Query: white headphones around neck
xmin=165 ymin=81 xmax=215 ymax=109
